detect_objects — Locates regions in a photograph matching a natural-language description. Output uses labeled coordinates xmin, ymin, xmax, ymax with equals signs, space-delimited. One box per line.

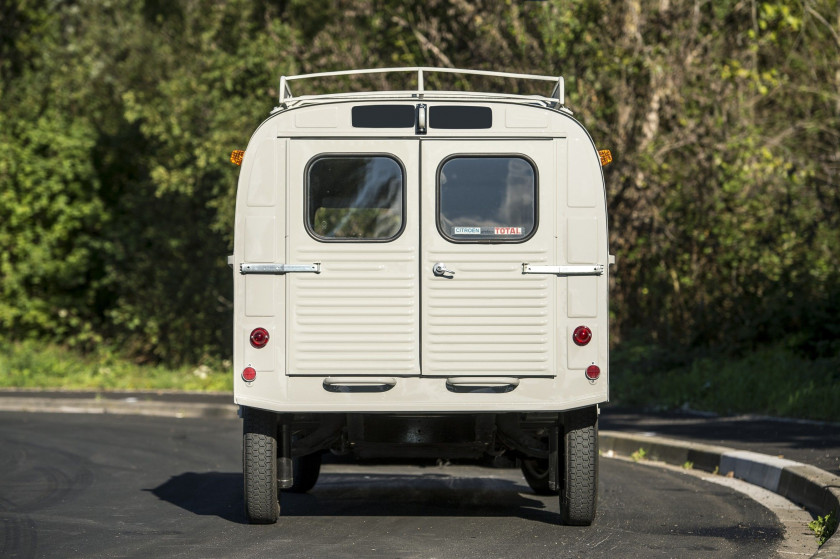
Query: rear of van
xmin=230 ymin=68 xmax=612 ymax=526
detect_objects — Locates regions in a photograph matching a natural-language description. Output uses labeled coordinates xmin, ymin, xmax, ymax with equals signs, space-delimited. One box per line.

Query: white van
xmin=230 ymin=68 xmax=613 ymax=525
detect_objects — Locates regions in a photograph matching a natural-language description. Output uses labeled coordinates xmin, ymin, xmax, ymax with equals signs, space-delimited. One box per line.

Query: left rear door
xmin=286 ymin=139 xmax=420 ymax=376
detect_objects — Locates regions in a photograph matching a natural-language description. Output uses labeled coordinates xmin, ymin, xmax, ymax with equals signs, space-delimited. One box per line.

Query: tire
xmin=520 ymin=457 xmax=559 ymax=496
xmin=243 ymin=406 xmax=279 ymax=524
xmin=559 ymin=406 xmax=598 ymax=526
xmin=285 ymin=452 xmax=323 ymax=493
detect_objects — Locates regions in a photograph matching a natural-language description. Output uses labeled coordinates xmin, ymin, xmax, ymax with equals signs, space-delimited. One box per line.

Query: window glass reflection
xmin=308 ymin=156 xmax=404 ymax=240
xmin=439 ymin=157 xmax=536 ymax=241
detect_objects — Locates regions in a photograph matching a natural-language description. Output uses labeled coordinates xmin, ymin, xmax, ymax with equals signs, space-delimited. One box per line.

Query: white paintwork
xmin=287 ymin=139 xmax=421 ymax=377
xmin=232 ymin=70 xmax=611 ymax=413
xmin=421 ymin=140 xmax=557 ymax=377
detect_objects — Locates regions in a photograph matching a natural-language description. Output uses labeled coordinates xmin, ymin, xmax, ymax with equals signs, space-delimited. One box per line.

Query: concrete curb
xmin=0 ymin=394 xmax=238 ymax=419
xmin=601 ymin=430 xmax=840 ymax=557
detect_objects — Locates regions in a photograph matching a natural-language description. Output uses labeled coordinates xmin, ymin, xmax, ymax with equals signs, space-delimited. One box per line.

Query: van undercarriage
xmin=242 ymin=404 xmax=599 ymax=525
xmin=280 ymin=410 xmax=586 ymax=460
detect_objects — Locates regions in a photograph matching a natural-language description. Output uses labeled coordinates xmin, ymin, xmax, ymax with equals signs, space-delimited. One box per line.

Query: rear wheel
xmin=243 ymin=407 xmax=279 ymax=524
xmin=520 ymin=456 xmax=559 ymax=496
xmin=559 ymin=406 xmax=598 ymax=526
xmin=286 ymin=452 xmax=323 ymax=493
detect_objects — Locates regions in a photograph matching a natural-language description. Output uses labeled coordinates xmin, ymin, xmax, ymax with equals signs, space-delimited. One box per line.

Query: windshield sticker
xmin=453 ymin=227 xmax=481 ymax=235
xmin=494 ymin=227 xmax=522 ymax=235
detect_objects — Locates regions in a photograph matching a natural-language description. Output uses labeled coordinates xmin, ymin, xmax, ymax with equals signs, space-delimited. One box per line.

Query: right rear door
xmin=420 ymin=139 xmax=559 ymax=377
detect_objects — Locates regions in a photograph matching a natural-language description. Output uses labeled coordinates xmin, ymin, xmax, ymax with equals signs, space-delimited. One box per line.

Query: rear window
xmin=429 ymin=106 xmax=492 ymax=129
xmin=438 ymin=156 xmax=536 ymax=242
xmin=351 ymin=105 xmax=415 ymax=128
xmin=307 ymin=156 xmax=404 ymax=241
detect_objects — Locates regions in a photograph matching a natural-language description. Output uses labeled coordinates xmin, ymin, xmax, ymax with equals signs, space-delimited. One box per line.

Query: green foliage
xmin=1 ymin=0 xmax=839 ymax=399
xmin=0 ymin=340 xmax=231 ymax=392
xmin=1 ymin=0 xmax=296 ymax=363
xmin=631 ymin=448 xmax=648 ymax=462
xmin=313 ymin=208 xmax=402 ymax=239
xmin=611 ymin=341 xmax=840 ymax=421
xmin=0 ymin=108 xmax=106 ymax=347
xmin=809 ymin=509 xmax=838 ymax=547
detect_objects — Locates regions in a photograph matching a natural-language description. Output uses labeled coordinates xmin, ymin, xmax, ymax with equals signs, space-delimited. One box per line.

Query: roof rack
xmin=278 ymin=67 xmax=564 ymax=108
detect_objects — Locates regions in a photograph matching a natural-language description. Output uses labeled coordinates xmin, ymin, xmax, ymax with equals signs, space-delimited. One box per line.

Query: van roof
xmin=274 ymin=67 xmax=566 ymax=113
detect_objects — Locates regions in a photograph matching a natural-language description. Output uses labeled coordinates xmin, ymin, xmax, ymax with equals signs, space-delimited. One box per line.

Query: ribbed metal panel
xmin=423 ymin=256 xmax=553 ymax=376
xmin=288 ymin=248 xmax=420 ymax=374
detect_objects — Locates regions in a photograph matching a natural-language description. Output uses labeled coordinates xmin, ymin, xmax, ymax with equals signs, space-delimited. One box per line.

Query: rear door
xmin=286 ymin=139 xmax=420 ymax=376
xmin=420 ymin=140 xmax=558 ymax=377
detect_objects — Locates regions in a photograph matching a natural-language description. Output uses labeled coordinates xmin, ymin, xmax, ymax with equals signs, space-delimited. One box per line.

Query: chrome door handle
xmin=322 ymin=377 xmax=397 ymax=393
xmin=433 ymin=262 xmax=455 ymax=278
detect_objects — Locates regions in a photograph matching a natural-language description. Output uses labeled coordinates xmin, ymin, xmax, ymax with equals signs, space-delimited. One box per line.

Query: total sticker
xmin=453 ymin=227 xmax=481 ymax=235
xmin=494 ymin=227 xmax=522 ymax=235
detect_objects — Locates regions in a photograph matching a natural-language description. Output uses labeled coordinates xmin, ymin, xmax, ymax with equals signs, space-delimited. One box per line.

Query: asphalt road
xmin=0 ymin=412 xmax=791 ymax=559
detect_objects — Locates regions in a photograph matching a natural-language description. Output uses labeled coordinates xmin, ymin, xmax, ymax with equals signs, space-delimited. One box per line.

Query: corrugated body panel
xmin=288 ymin=247 xmax=419 ymax=374
xmin=286 ymin=139 xmax=420 ymax=376
xmin=423 ymin=253 xmax=554 ymax=375
xmin=420 ymin=139 xmax=558 ymax=377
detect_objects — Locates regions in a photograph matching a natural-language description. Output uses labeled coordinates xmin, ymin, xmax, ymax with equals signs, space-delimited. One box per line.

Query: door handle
xmin=445 ymin=377 xmax=520 ymax=394
xmin=432 ymin=262 xmax=455 ymax=278
xmin=322 ymin=377 xmax=397 ymax=393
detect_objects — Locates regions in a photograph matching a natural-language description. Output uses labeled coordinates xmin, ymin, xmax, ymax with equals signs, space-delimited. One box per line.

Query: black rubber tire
xmin=520 ymin=457 xmax=559 ymax=496
xmin=243 ymin=407 xmax=279 ymax=524
xmin=285 ymin=452 xmax=323 ymax=493
xmin=559 ymin=406 xmax=598 ymax=526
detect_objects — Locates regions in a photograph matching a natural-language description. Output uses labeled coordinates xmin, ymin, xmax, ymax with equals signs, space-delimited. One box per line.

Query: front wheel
xmin=559 ymin=406 xmax=598 ymax=526
xmin=243 ymin=407 xmax=279 ymax=524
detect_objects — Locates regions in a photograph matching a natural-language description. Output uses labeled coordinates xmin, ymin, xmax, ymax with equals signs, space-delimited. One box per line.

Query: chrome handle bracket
xmin=522 ymin=264 xmax=604 ymax=276
xmin=240 ymin=263 xmax=321 ymax=275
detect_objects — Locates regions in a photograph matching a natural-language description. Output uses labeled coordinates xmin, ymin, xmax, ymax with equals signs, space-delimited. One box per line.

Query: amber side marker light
xmin=230 ymin=149 xmax=245 ymax=166
xmin=598 ymin=149 xmax=612 ymax=166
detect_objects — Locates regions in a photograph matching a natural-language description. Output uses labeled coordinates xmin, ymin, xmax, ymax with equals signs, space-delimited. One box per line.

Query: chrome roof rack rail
xmin=277 ymin=67 xmax=564 ymax=109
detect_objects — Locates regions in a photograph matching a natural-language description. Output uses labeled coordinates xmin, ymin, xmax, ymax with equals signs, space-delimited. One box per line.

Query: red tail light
xmin=573 ymin=325 xmax=592 ymax=346
xmin=250 ymin=327 xmax=269 ymax=348
xmin=585 ymin=365 xmax=601 ymax=381
xmin=242 ymin=367 xmax=257 ymax=382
